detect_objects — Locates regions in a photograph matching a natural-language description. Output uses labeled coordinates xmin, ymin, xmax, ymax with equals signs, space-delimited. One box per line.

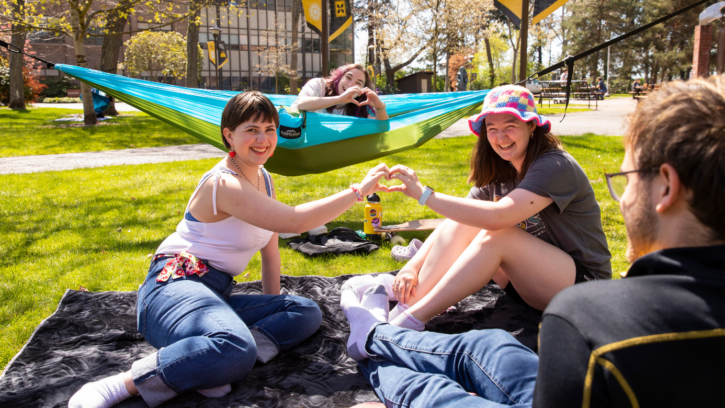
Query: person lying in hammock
xmin=69 ymin=91 xmax=391 ymax=408
xmin=291 ymin=63 xmax=389 ymax=121
xmin=342 ymin=85 xmax=611 ymax=338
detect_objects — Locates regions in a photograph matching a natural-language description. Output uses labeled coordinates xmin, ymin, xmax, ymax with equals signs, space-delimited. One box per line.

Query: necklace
xmin=229 ymin=155 xmax=260 ymax=191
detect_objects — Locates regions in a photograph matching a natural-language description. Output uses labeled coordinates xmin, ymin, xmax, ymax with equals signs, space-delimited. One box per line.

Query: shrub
xmin=39 ymin=76 xmax=76 ymax=98
xmin=0 ymin=62 xmax=47 ymax=105
xmin=40 ymin=97 xmax=82 ymax=103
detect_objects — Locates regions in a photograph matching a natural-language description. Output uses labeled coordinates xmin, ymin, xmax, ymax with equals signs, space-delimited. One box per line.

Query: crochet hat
xmin=468 ymin=85 xmax=551 ymax=136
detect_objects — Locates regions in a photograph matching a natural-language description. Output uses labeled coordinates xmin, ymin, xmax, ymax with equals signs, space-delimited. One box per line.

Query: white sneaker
xmin=279 ymin=232 xmax=301 ymax=239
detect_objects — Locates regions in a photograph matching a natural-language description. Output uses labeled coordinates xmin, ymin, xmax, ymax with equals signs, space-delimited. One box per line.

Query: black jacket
xmin=534 ymin=244 xmax=725 ymax=408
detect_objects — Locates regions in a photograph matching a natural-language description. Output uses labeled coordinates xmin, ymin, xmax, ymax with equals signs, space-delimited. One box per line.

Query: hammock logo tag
xmin=279 ymin=125 xmax=302 ymax=139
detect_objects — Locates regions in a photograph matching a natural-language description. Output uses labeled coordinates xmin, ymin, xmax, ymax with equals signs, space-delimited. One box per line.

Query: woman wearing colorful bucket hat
xmin=377 ymin=85 xmax=612 ymax=331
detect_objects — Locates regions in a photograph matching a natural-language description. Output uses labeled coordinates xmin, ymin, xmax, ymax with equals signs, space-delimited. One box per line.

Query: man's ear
xmin=655 ymin=163 xmax=682 ymax=213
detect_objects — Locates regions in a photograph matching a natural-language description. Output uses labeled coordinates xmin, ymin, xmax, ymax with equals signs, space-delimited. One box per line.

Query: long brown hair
xmin=468 ymin=124 xmax=563 ymax=187
xmin=324 ymin=64 xmax=374 ymax=118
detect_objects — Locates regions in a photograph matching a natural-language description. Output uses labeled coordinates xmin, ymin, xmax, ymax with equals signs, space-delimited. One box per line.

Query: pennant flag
xmin=217 ymin=42 xmax=229 ymax=69
xmin=532 ymin=0 xmax=570 ymax=25
xmin=329 ymin=0 xmax=352 ymax=42
xmin=493 ymin=0 xmax=570 ymax=28
xmin=207 ymin=41 xmax=217 ymax=65
xmin=302 ymin=0 xmax=323 ymax=36
xmin=494 ymin=0 xmax=523 ymax=29
xmin=207 ymin=41 xmax=229 ymax=69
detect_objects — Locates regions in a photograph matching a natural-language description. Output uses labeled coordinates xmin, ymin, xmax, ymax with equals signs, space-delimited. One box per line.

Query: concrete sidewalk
xmin=0 ymin=144 xmax=225 ymax=175
xmin=31 ymin=102 xmax=140 ymax=111
xmin=436 ymin=97 xmax=636 ymax=138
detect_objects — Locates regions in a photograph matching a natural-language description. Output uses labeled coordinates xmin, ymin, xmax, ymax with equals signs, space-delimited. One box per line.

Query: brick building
xmin=29 ymin=0 xmax=354 ymax=93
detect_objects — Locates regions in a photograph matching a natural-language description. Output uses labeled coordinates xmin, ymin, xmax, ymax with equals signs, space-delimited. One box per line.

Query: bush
xmin=0 ymin=63 xmax=47 ymax=105
xmin=40 ymin=97 xmax=82 ymax=103
xmin=39 ymin=76 xmax=76 ymax=98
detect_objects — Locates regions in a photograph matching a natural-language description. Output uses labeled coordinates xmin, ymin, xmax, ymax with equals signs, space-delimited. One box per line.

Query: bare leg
xmin=408 ymin=227 xmax=576 ymax=322
xmin=405 ymin=220 xmax=481 ymax=306
xmin=123 ymin=371 xmax=138 ymax=395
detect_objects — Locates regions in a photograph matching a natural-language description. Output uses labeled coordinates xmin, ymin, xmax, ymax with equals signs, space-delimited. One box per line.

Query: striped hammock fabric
xmin=55 ymin=64 xmax=487 ymax=176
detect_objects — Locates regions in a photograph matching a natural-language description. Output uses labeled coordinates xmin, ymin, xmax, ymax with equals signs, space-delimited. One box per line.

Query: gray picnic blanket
xmin=0 ymin=273 xmax=542 ymax=408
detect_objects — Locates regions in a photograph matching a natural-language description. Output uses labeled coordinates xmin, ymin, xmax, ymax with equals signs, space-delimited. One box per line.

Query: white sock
xmin=374 ymin=274 xmax=396 ymax=301
xmin=390 ymin=310 xmax=426 ymax=332
xmin=68 ymin=372 xmax=133 ymax=408
xmin=341 ymin=275 xmax=377 ymax=301
xmin=388 ymin=302 xmax=409 ymax=322
xmin=198 ymin=384 xmax=232 ymax=398
xmin=341 ymin=284 xmax=388 ymax=361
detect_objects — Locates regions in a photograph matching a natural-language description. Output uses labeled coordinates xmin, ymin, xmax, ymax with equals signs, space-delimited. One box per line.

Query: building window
xmin=83 ymin=27 xmax=104 ymax=46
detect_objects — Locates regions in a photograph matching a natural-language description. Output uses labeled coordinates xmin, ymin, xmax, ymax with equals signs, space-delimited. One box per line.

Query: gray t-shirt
xmin=467 ymin=149 xmax=612 ymax=280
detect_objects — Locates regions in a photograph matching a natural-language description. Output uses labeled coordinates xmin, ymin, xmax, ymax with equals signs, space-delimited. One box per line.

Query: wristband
xmin=350 ymin=184 xmax=364 ymax=202
xmin=418 ymin=186 xmax=434 ymax=205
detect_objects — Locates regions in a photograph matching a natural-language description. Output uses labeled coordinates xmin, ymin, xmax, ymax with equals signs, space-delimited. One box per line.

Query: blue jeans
xmin=358 ymin=324 xmax=538 ymax=408
xmin=131 ymin=257 xmax=322 ymax=407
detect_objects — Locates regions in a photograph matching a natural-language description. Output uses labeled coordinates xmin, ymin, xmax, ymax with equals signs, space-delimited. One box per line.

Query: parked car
xmin=525 ymin=79 xmax=542 ymax=94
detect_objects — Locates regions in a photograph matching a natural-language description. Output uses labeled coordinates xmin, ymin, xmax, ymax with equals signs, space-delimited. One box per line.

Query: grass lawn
xmin=608 ymin=93 xmax=633 ymax=98
xmin=0 ymin=108 xmax=199 ymax=157
xmin=0 ymin=135 xmax=627 ymax=370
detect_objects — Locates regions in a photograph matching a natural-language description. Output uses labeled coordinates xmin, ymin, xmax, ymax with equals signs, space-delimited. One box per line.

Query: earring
xmin=530 ymin=133 xmax=534 ymax=139
xmin=229 ymin=151 xmax=236 ymax=157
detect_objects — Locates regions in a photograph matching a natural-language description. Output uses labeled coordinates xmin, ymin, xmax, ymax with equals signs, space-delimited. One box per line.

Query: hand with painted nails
xmin=339 ymin=85 xmax=363 ymax=106
xmin=387 ymin=165 xmax=425 ymax=201
xmin=392 ymin=264 xmax=418 ymax=304
xmin=358 ymin=87 xmax=386 ymax=110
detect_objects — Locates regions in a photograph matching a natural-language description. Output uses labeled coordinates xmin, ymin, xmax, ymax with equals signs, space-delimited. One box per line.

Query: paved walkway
xmin=31 ymin=102 xmax=140 ymax=111
xmin=0 ymin=144 xmax=225 ymax=175
xmin=2 ymin=97 xmax=636 ymax=175
xmin=437 ymin=97 xmax=637 ymax=138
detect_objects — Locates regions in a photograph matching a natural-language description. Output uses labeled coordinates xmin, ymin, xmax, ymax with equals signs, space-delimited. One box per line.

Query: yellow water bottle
xmin=364 ymin=193 xmax=382 ymax=240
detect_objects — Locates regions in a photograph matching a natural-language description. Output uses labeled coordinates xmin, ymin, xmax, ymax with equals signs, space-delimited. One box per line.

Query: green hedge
xmin=40 ymin=97 xmax=82 ymax=103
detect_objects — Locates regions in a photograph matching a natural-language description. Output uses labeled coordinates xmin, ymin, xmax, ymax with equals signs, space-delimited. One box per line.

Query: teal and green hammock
xmin=55 ymin=64 xmax=487 ymax=176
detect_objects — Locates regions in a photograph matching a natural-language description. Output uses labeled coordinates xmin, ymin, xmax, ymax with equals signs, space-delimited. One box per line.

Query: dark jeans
xmin=359 ymin=324 xmax=538 ymax=408
xmin=131 ymin=257 xmax=322 ymax=407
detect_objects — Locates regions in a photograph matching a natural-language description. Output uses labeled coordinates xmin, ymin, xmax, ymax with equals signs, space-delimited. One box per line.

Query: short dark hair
xmin=468 ymin=125 xmax=563 ymax=187
xmin=626 ymin=77 xmax=725 ymax=240
xmin=220 ymin=91 xmax=279 ymax=149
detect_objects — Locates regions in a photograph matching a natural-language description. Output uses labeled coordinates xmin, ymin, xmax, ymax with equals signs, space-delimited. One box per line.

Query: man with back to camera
xmin=343 ymin=76 xmax=725 ymax=407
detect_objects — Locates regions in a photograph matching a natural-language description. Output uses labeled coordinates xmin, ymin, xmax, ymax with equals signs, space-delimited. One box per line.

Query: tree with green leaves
xmin=0 ymin=0 xmax=212 ymax=124
xmin=124 ymin=31 xmax=202 ymax=83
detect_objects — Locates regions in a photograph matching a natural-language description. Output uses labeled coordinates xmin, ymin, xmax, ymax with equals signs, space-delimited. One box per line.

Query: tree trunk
xmin=485 ymin=37 xmax=495 ymax=88
xmin=444 ymin=50 xmax=450 ymax=91
xmin=186 ymin=0 xmax=203 ymax=89
xmin=70 ymin=5 xmax=97 ymax=125
xmin=431 ymin=47 xmax=438 ymax=92
xmin=290 ymin=0 xmax=300 ymax=94
xmin=99 ymin=4 xmax=129 ymax=116
xmin=8 ymin=0 xmax=26 ymax=110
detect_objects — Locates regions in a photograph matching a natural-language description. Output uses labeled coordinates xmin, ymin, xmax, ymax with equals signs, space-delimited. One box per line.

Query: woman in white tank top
xmin=70 ymin=92 xmax=391 ymax=408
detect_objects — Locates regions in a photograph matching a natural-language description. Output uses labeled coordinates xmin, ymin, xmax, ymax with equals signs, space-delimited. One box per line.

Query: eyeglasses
xmin=604 ymin=168 xmax=658 ymax=202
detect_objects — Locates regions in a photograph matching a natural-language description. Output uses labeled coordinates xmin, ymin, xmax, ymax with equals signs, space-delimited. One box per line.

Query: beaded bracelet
xmin=350 ymin=184 xmax=364 ymax=202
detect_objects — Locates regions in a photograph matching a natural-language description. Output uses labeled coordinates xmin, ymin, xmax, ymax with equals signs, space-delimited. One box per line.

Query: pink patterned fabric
xmin=154 ymin=251 xmax=210 ymax=282
xmin=468 ymin=85 xmax=551 ymax=136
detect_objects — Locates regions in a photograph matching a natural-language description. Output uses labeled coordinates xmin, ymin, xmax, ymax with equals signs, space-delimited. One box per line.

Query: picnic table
xmin=538 ymin=80 xmax=598 ymax=110
xmin=629 ymin=84 xmax=661 ymax=102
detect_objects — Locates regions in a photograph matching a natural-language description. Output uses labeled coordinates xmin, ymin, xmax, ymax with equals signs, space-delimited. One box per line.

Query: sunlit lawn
xmin=0 ymin=131 xmax=627 ymax=371
xmin=0 ymin=107 xmax=198 ymax=157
